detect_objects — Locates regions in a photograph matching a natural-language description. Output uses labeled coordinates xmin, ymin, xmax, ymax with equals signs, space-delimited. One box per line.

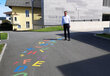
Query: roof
xmin=4 ymin=11 xmax=12 ymax=15
xmin=5 ymin=0 xmax=41 ymax=8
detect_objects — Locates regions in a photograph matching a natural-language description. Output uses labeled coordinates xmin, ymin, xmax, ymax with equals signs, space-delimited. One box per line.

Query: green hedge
xmin=31 ymin=26 xmax=63 ymax=32
xmin=0 ymin=33 xmax=8 ymax=40
xmin=0 ymin=44 xmax=4 ymax=54
xmin=96 ymin=34 xmax=110 ymax=39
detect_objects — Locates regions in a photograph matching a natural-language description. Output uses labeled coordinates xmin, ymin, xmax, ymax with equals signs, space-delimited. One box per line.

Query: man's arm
xmin=61 ymin=17 xmax=64 ymax=28
xmin=69 ymin=16 xmax=71 ymax=28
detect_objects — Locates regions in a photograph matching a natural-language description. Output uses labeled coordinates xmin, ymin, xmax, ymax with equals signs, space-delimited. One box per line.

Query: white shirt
xmin=62 ymin=15 xmax=71 ymax=26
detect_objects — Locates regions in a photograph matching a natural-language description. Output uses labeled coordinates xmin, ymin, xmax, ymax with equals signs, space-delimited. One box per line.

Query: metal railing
xmin=71 ymin=19 xmax=100 ymax=22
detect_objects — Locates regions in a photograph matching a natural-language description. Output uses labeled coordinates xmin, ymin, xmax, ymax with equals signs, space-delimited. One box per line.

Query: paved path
xmin=0 ymin=31 xmax=110 ymax=76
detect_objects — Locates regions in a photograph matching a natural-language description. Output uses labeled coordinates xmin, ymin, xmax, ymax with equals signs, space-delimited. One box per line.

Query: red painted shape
xmin=27 ymin=51 xmax=37 ymax=55
xmin=44 ymin=40 xmax=49 ymax=41
xmin=13 ymin=61 xmax=19 ymax=65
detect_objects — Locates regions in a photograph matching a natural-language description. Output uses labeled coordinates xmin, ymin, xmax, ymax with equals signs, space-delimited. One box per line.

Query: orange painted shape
xmin=23 ymin=59 xmax=31 ymax=64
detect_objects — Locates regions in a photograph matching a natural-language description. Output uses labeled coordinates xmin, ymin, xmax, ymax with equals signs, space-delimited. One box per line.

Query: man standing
xmin=62 ymin=11 xmax=71 ymax=41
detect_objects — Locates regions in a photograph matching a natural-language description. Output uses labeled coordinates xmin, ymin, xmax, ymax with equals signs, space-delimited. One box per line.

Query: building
xmin=6 ymin=0 xmax=42 ymax=31
xmin=0 ymin=17 xmax=6 ymax=24
xmin=4 ymin=11 xmax=12 ymax=22
xmin=42 ymin=0 xmax=110 ymax=25
xmin=6 ymin=0 xmax=110 ymax=30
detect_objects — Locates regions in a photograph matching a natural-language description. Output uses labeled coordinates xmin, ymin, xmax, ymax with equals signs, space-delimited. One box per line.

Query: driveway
xmin=0 ymin=31 xmax=110 ymax=76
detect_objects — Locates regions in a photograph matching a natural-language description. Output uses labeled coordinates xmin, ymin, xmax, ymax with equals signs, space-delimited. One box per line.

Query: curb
xmin=7 ymin=32 xmax=9 ymax=40
xmin=94 ymin=34 xmax=110 ymax=40
xmin=0 ymin=43 xmax=7 ymax=62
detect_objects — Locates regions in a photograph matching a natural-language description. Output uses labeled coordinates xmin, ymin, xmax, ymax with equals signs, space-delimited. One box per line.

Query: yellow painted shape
xmin=40 ymin=49 xmax=44 ymax=52
xmin=32 ymin=61 xmax=45 ymax=67
xmin=39 ymin=42 xmax=45 ymax=44
xmin=20 ymin=54 xmax=24 ymax=57
xmin=56 ymin=37 xmax=61 ymax=38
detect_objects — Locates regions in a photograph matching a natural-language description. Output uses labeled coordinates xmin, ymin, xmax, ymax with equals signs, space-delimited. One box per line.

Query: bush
xmin=0 ymin=23 xmax=12 ymax=31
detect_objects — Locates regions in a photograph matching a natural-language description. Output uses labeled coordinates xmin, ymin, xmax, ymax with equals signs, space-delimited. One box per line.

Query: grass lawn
xmin=0 ymin=33 xmax=8 ymax=40
xmin=31 ymin=26 xmax=63 ymax=32
xmin=0 ymin=44 xmax=5 ymax=54
xmin=96 ymin=34 xmax=110 ymax=39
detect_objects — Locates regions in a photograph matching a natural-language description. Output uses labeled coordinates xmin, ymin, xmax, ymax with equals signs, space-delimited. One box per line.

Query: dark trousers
xmin=63 ymin=24 xmax=70 ymax=40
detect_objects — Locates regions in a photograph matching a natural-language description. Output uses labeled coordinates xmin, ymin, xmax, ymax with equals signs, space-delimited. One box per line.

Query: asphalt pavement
xmin=0 ymin=31 xmax=110 ymax=76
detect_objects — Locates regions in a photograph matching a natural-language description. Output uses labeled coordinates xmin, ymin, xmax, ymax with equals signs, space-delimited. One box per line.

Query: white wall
xmin=43 ymin=0 xmax=103 ymax=25
xmin=70 ymin=21 xmax=110 ymax=32
xmin=0 ymin=20 xmax=2 ymax=24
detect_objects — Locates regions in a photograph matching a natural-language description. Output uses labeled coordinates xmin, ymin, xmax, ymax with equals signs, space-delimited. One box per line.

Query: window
xmin=26 ymin=21 xmax=30 ymax=28
xmin=9 ymin=18 xmax=11 ymax=20
xmin=102 ymin=14 xmax=110 ymax=21
xmin=103 ymin=0 xmax=110 ymax=7
xmin=18 ymin=25 xmax=21 ymax=28
xmin=15 ymin=17 xmax=17 ymax=21
xmin=25 ymin=10 xmax=29 ymax=17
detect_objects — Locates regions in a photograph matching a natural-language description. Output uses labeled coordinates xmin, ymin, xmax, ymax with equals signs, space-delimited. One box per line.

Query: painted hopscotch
xmin=13 ymin=37 xmax=64 ymax=76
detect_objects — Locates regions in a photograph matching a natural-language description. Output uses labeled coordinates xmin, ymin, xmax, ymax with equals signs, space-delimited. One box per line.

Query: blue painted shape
xmin=50 ymin=40 xmax=56 ymax=42
xmin=22 ymin=51 xmax=27 ymax=53
xmin=40 ymin=43 xmax=48 ymax=46
xmin=57 ymin=38 xmax=62 ymax=40
xmin=57 ymin=37 xmax=64 ymax=40
xmin=27 ymin=48 xmax=35 ymax=51
xmin=50 ymin=43 xmax=54 ymax=45
xmin=14 ymin=65 xmax=28 ymax=72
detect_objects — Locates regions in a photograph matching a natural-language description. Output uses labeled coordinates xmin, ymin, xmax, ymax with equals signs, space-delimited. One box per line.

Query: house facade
xmin=6 ymin=0 xmax=42 ymax=31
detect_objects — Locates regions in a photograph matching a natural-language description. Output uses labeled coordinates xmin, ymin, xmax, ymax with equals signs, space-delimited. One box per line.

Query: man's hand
xmin=62 ymin=26 xmax=64 ymax=29
xmin=69 ymin=25 xmax=70 ymax=28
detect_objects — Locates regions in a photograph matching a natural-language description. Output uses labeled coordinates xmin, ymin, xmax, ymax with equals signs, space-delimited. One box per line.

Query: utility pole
xmin=31 ymin=0 xmax=34 ymax=30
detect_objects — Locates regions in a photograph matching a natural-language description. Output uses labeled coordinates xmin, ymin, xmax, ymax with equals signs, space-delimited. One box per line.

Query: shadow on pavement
xmin=43 ymin=39 xmax=59 ymax=40
xmin=57 ymin=54 xmax=110 ymax=76
xmin=56 ymin=32 xmax=110 ymax=52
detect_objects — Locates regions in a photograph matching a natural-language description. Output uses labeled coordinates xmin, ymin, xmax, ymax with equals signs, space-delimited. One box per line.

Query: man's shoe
xmin=68 ymin=39 xmax=70 ymax=41
xmin=64 ymin=39 xmax=67 ymax=41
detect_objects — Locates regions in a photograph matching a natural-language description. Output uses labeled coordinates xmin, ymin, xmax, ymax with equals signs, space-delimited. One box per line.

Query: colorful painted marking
xmin=39 ymin=42 xmax=45 ymax=44
xmin=13 ymin=61 xmax=19 ymax=65
xmin=27 ymin=51 xmax=37 ymax=55
xmin=49 ymin=40 xmax=56 ymax=43
xmin=14 ymin=65 xmax=28 ymax=72
xmin=13 ymin=72 xmax=28 ymax=76
xmin=40 ymin=43 xmax=48 ymax=46
xmin=20 ymin=54 xmax=24 ymax=57
xmin=50 ymin=43 xmax=54 ymax=46
xmin=32 ymin=61 xmax=45 ymax=67
xmin=13 ymin=37 xmax=58 ymax=76
xmin=41 ymin=47 xmax=49 ymax=50
xmin=40 ymin=49 xmax=44 ymax=53
xmin=22 ymin=51 xmax=27 ymax=54
xmin=43 ymin=40 xmax=49 ymax=41
xmin=23 ymin=59 xmax=31 ymax=64
xmin=27 ymin=48 xmax=35 ymax=51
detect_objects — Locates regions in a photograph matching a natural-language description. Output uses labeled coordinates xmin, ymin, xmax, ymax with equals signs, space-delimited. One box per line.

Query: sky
xmin=0 ymin=0 xmax=11 ymax=17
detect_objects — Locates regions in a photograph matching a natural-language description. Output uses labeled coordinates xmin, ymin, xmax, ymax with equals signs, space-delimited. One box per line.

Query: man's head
xmin=64 ymin=11 xmax=67 ymax=16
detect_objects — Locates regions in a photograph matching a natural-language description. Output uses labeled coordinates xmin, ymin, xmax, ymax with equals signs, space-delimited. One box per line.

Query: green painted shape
xmin=13 ymin=72 xmax=28 ymax=76
xmin=41 ymin=47 xmax=49 ymax=50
